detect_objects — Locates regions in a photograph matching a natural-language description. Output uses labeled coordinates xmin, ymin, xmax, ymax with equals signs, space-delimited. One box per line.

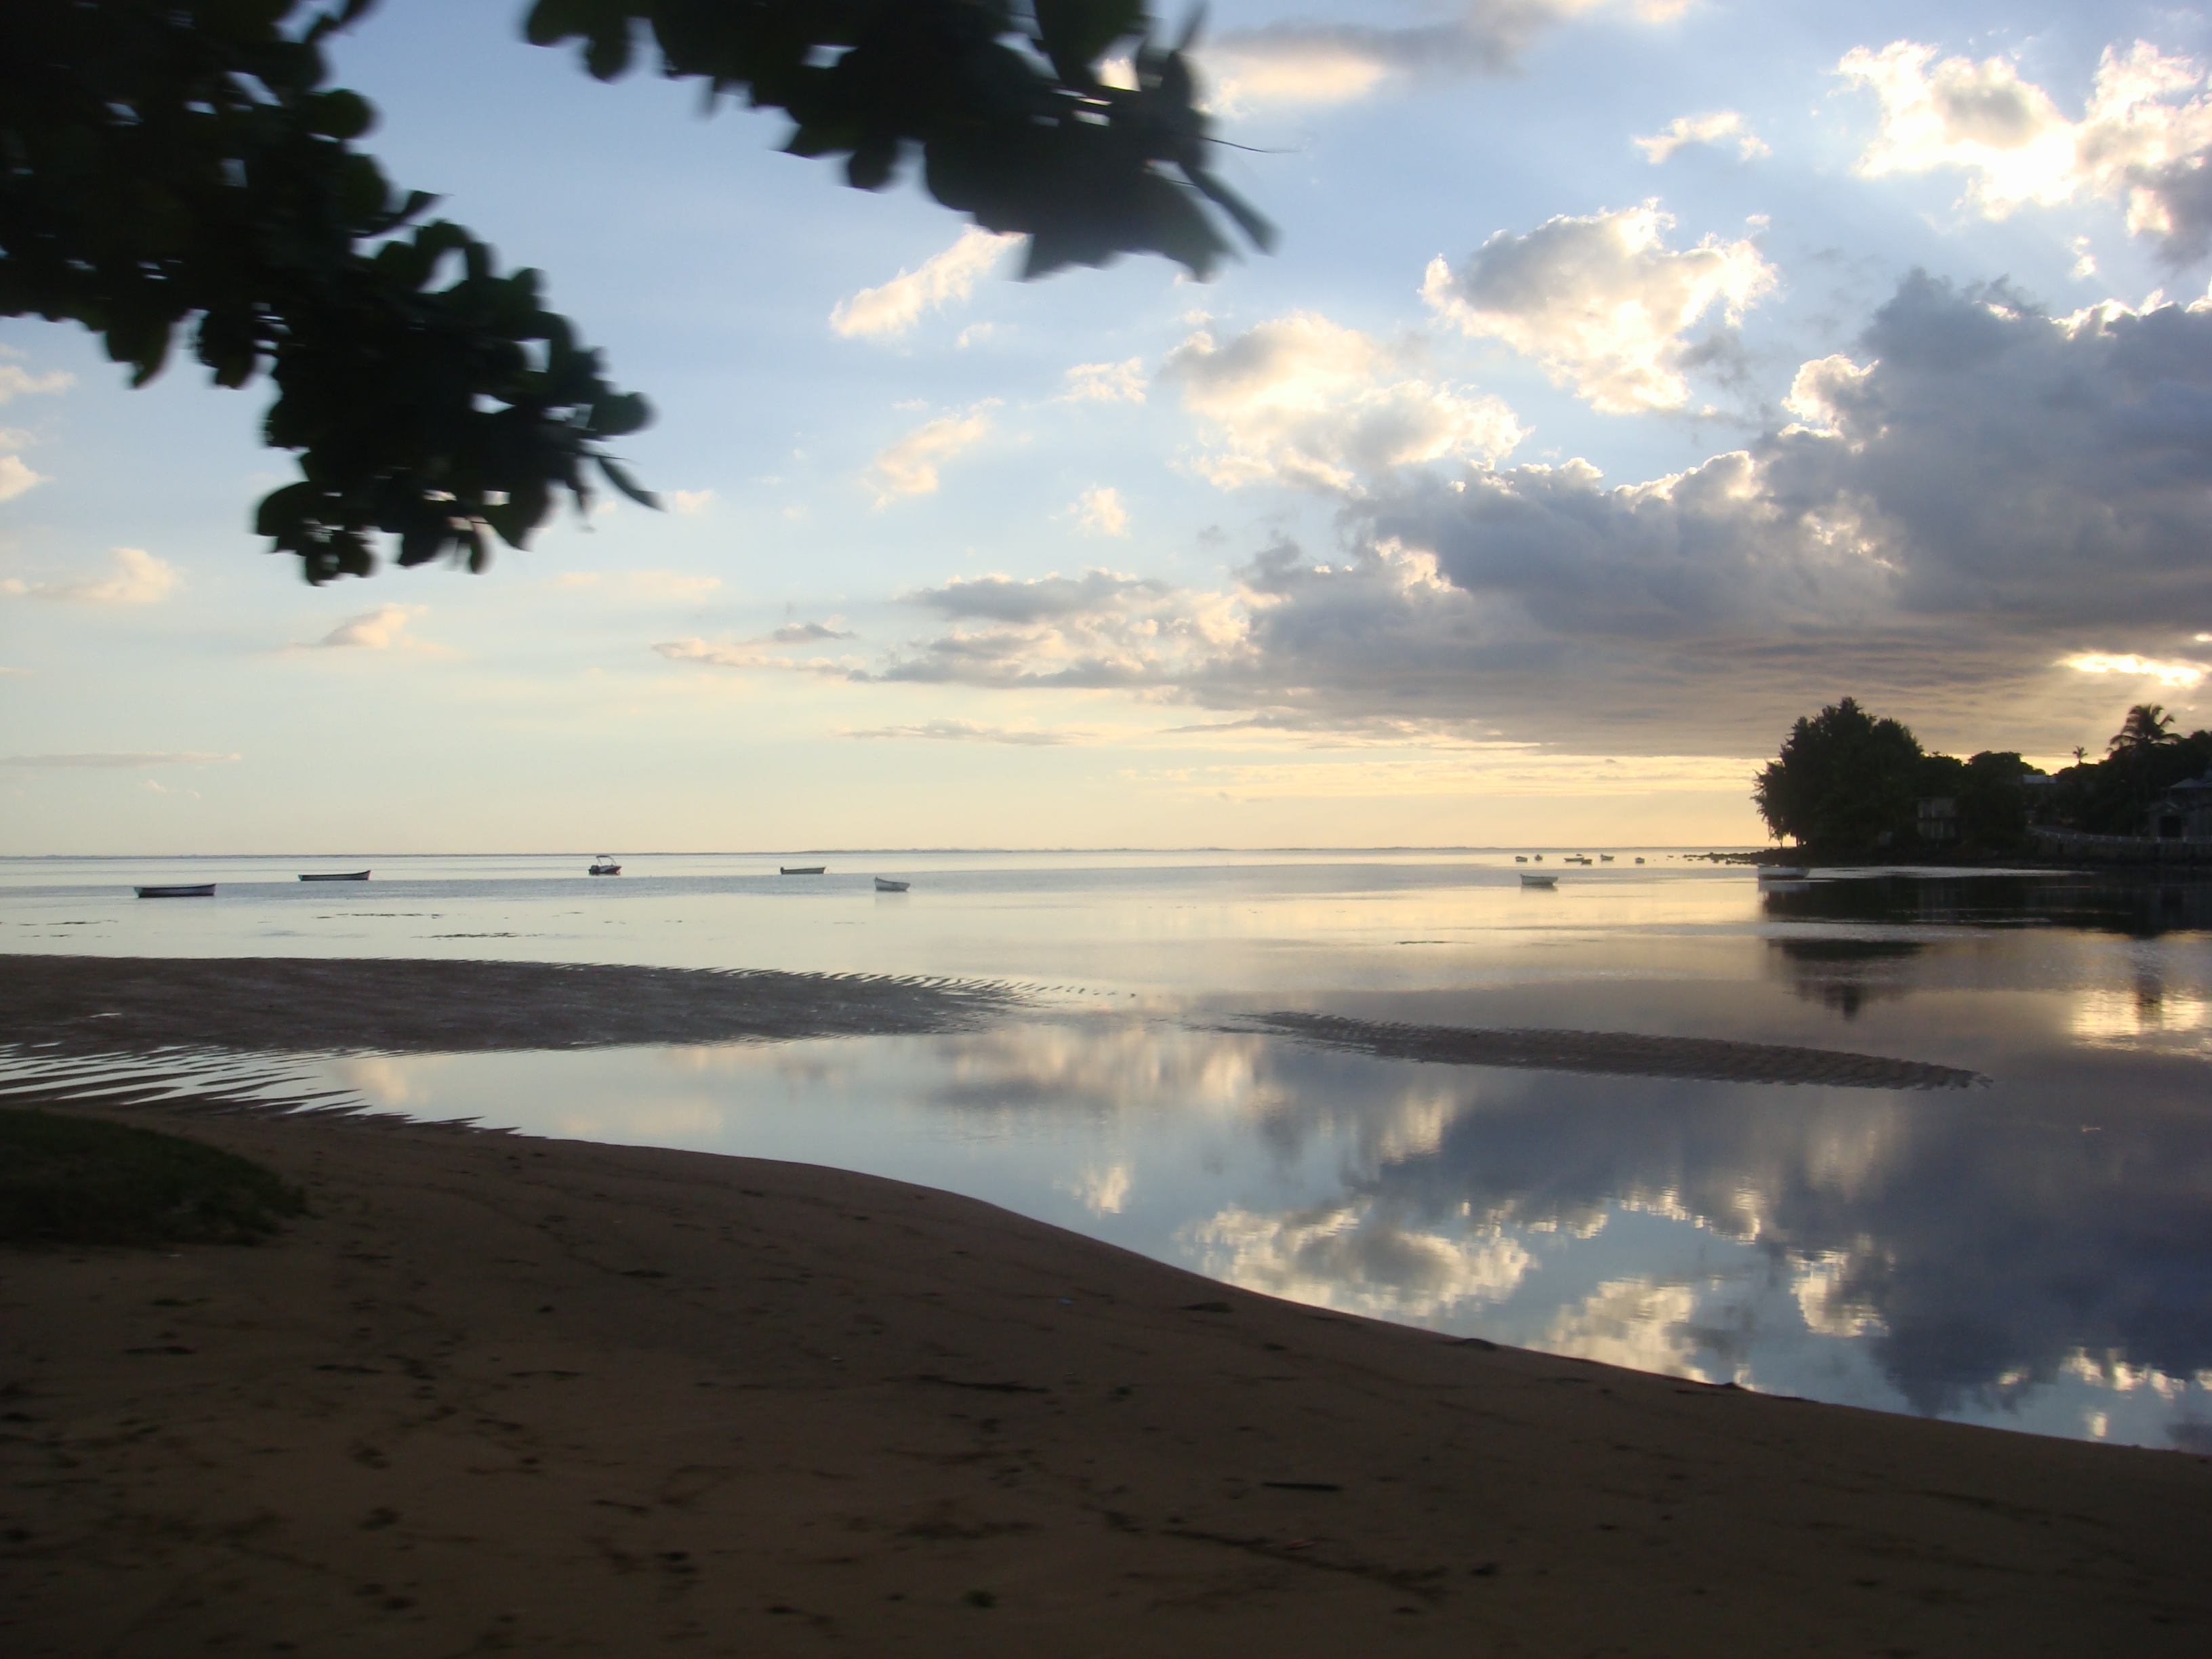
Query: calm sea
xmin=4 ymin=848 xmax=2209 ymax=1450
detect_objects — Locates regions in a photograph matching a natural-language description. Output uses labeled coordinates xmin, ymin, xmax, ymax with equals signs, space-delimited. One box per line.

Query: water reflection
xmin=270 ymin=989 xmax=2212 ymax=1451
xmin=1762 ymin=869 xmax=2212 ymax=936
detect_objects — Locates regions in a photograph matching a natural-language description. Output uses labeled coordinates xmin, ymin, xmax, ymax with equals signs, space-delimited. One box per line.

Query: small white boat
xmin=781 ymin=865 xmax=826 ymax=876
xmin=299 ymin=870 xmax=370 ymax=882
xmin=588 ymin=856 xmax=621 ymax=876
xmin=135 ymin=883 xmax=214 ymax=899
xmin=1757 ymin=866 xmax=1809 ymax=880
xmin=874 ymin=877 xmax=909 ymax=893
xmin=1519 ymin=872 xmax=1559 ymax=888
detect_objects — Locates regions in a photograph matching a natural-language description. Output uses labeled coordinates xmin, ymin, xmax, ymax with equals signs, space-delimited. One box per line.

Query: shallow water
xmin=4 ymin=851 xmax=2209 ymax=1449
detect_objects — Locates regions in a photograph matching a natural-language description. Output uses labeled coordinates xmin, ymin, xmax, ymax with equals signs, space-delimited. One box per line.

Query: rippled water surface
xmin=5 ymin=850 xmax=2209 ymax=1449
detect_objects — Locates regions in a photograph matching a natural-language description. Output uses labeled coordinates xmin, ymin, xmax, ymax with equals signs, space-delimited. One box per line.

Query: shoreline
xmin=4 ymin=1104 xmax=2209 ymax=1655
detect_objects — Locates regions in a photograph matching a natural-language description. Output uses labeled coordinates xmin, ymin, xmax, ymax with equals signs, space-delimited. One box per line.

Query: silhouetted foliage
xmin=2047 ymin=705 xmax=2212 ymax=834
xmin=1754 ymin=698 xmax=1927 ymax=853
xmin=0 ymin=1 xmax=1269 ymax=583
xmin=1759 ymin=699 xmax=2212 ymax=852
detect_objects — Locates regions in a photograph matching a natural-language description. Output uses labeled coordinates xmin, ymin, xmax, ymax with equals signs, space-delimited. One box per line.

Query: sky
xmin=6 ymin=0 xmax=2212 ymax=853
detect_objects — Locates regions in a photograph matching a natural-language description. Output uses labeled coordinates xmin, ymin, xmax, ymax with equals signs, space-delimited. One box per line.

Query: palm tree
xmin=2108 ymin=703 xmax=2179 ymax=757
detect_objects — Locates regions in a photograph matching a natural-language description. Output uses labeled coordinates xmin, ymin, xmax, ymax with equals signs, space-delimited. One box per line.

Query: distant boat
xmin=588 ymin=857 xmax=621 ymax=876
xmin=1757 ymin=866 xmax=1809 ymax=880
xmin=1519 ymin=872 xmax=1559 ymax=888
xmin=135 ymin=883 xmax=214 ymax=899
xmin=780 ymin=865 xmax=826 ymax=876
xmin=873 ymin=876 xmax=909 ymax=893
xmin=1565 ymin=855 xmax=1593 ymax=865
xmin=1514 ymin=855 xmax=1528 ymax=863
xmin=1635 ymin=857 xmax=1645 ymax=864
xmin=298 ymin=870 xmax=369 ymax=882
xmin=1599 ymin=854 xmax=1615 ymax=862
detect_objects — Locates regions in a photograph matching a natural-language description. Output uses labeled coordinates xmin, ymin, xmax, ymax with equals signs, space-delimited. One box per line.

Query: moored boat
xmin=135 ymin=883 xmax=215 ymax=899
xmin=299 ymin=870 xmax=370 ymax=882
xmin=780 ymin=865 xmax=826 ymax=876
xmin=873 ymin=876 xmax=909 ymax=893
xmin=588 ymin=856 xmax=621 ymax=876
xmin=1519 ymin=872 xmax=1559 ymax=888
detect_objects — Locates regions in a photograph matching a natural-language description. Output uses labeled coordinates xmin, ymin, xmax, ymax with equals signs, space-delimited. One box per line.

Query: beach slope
xmin=3 ymin=1111 xmax=2207 ymax=1656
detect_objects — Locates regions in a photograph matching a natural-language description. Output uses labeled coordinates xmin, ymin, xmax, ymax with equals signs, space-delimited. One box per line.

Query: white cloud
xmin=653 ymin=637 xmax=857 ymax=676
xmin=1 ymin=547 xmax=179 ymax=603
xmin=830 ymin=226 xmax=1019 ymax=340
xmin=771 ymin=619 xmax=855 ymax=643
xmin=0 ymin=751 xmax=239 ymax=769
xmin=1840 ymin=38 xmax=2212 ymax=261
xmin=2062 ymin=653 xmax=2206 ymax=689
xmin=851 ymin=272 xmax=2212 ymax=756
xmin=867 ymin=401 xmax=997 ymax=504
xmin=1422 ymin=203 xmax=1776 ymax=411
xmin=1200 ymin=1 xmax=1666 ymax=111
xmin=1059 ymin=358 xmax=1147 ymax=403
xmin=299 ymin=605 xmax=431 ymax=651
xmin=1635 ymin=110 xmax=1769 ymax=164
xmin=0 ymin=454 xmax=44 ymax=502
xmin=1159 ymin=312 xmax=1523 ymax=490
xmin=0 ymin=365 xmax=73 ymax=404
xmin=553 ymin=569 xmax=722 ymax=602
xmin=842 ymin=720 xmax=1081 ymax=746
xmin=866 ymin=569 xmax=1242 ymax=692
xmin=666 ymin=489 xmax=716 ymax=516
xmin=1071 ymin=485 xmax=1130 ymax=537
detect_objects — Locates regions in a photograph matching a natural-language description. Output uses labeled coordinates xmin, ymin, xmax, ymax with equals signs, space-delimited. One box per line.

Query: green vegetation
xmin=1755 ymin=699 xmax=2211 ymax=855
xmin=0 ymin=1109 xmax=306 ymax=1247
xmin=1 ymin=2 xmax=1267 ymax=582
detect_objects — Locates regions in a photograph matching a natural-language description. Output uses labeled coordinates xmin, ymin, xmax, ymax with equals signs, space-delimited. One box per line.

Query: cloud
xmin=771 ymin=619 xmax=856 ymax=643
xmin=867 ymin=570 xmax=1240 ymax=691
xmin=0 ymin=365 xmax=73 ymax=404
xmin=1635 ymin=110 xmax=1769 ymax=164
xmin=0 ymin=751 xmax=239 ymax=769
xmin=553 ymin=569 xmax=722 ymax=602
xmin=296 ymin=605 xmax=436 ymax=651
xmin=867 ymin=402 xmax=997 ymax=504
xmin=1159 ymin=312 xmax=1523 ymax=489
xmin=2062 ymin=653 xmax=2207 ymax=689
xmin=1839 ymin=38 xmax=2212 ymax=262
xmin=1070 ymin=485 xmax=1130 ymax=537
xmin=0 ymin=453 xmax=43 ymax=502
xmin=666 ymin=489 xmax=716 ymax=516
xmin=1200 ymin=1 xmax=1674 ymax=110
xmin=1059 ymin=358 xmax=1147 ymax=403
xmin=653 ymin=637 xmax=857 ymax=676
xmin=841 ymin=720 xmax=1080 ymax=746
xmin=850 ymin=272 xmax=2212 ymax=756
xmin=1 ymin=547 xmax=179 ymax=603
xmin=1422 ymin=204 xmax=1776 ymax=411
xmin=830 ymin=226 xmax=1019 ymax=340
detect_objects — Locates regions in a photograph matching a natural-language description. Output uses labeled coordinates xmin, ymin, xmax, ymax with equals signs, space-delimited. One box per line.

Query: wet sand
xmin=4 ymin=1104 xmax=2209 ymax=1657
xmin=1 ymin=956 xmax=1024 ymax=1055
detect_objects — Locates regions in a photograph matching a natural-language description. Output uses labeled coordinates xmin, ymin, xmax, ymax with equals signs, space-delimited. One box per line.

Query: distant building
xmin=2147 ymin=773 xmax=2212 ymax=840
xmin=1915 ymin=796 xmax=1959 ymax=842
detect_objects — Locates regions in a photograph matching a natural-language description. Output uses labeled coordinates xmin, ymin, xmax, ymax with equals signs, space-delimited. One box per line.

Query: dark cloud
xmin=903 ymin=571 xmax=1174 ymax=624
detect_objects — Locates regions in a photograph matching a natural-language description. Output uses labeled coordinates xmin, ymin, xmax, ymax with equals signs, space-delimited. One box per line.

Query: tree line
xmin=1753 ymin=698 xmax=2211 ymax=855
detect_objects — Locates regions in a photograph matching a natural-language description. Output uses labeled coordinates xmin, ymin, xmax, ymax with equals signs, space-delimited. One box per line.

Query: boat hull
xmin=299 ymin=871 xmax=370 ymax=882
xmin=780 ymin=866 xmax=827 ymax=876
xmin=135 ymin=884 xmax=215 ymax=899
xmin=874 ymin=878 xmax=909 ymax=892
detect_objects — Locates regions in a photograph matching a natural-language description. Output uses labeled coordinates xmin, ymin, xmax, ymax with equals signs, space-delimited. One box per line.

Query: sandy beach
xmin=5 ymin=1096 xmax=2209 ymax=1657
